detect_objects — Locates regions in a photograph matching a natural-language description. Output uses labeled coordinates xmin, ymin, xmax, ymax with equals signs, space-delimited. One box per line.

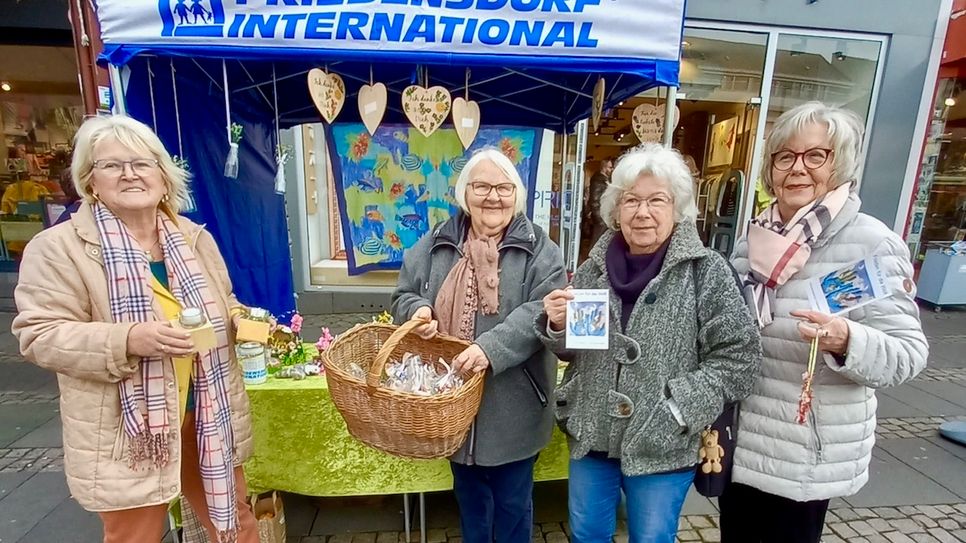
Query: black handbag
xmin=693 ymin=401 xmax=739 ymax=497
xmin=690 ymin=259 xmax=745 ymax=497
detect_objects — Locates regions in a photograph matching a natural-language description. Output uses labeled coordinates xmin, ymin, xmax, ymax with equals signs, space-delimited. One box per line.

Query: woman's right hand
xmin=543 ymin=287 xmax=574 ymax=332
xmin=411 ymin=306 xmax=439 ymax=340
xmin=127 ymin=321 xmax=195 ymax=358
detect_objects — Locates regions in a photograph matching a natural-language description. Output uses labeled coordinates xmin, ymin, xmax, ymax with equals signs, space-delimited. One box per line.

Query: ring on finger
xmin=161 ymin=344 xmax=168 ymax=353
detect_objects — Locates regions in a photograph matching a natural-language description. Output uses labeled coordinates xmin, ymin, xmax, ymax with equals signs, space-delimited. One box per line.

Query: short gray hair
xmin=455 ymin=148 xmax=527 ymax=215
xmin=72 ymin=115 xmax=190 ymax=216
xmin=762 ymin=101 xmax=864 ymax=196
xmin=599 ymin=143 xmax=698 ymax=229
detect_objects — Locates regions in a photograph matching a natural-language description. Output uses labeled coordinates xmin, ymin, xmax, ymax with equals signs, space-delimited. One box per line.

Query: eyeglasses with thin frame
xmin=771 ymin=148 xmax=833 ymax=171
xmin=92 ymin=158 xmax=160 ymax=177
xmin=619 ymin=193 xmax=673 ymax=214
xmin=469 ymin=182 xmax=516 ymax=198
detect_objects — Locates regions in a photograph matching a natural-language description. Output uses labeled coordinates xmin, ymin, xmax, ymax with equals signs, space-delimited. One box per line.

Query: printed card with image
xmin=566 ymin=289 xmax=610 ymax=350
xmin=807 ymin=256 xmax=895 ymax=316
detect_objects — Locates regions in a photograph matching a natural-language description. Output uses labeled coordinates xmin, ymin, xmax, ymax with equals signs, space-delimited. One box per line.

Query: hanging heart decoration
xmin=307 ymin=68 xmax=345 ymax=124
xmin=401 ymin=85 xmax=451 ymax=137
xmin=357 ymin=82 xmax=388 ymax=135
xmin=591 ymin=77 xmax=605 ymax=132
xmin=632 ymin=103 xmax=681 ymax=144
xmin=452 ymin=97 xmax=481 ymax=149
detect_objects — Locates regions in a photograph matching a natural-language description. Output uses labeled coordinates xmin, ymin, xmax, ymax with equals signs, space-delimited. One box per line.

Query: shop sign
xmin=96 ymin=0 xmax=685 ymax=63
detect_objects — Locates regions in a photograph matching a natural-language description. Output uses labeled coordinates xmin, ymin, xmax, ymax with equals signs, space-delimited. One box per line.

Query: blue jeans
xmin=569 ymin=456 xmax=695 ymax=543
xmin=450 ymin=456 xmax=537 ymax=543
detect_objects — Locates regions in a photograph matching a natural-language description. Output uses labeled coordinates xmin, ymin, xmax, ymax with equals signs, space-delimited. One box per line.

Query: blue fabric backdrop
xmin=123 ymin=57 xmax=297 ymax=321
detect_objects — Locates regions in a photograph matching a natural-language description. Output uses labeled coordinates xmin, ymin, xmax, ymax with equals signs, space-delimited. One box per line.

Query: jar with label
xmin=237 ymin=342 xmax=268 ymax=385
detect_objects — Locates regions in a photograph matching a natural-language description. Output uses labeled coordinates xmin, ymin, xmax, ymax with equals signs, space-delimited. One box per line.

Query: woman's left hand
xmin=790 ymin=309 xmax=850 ymax=355
xmin=452 ymin=344 xmax=490 ymax=374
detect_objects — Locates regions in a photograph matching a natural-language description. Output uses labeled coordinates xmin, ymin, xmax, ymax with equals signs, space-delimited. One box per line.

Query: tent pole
xmin=109 ymin=65 xmax=126 ymax=115
xmin=662 ymin=86 xmax=677 ymax=147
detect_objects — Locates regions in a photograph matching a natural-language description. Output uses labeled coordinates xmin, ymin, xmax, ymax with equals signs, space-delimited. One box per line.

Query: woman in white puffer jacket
xmin=721 ymin=102 xmax=928 ymax=543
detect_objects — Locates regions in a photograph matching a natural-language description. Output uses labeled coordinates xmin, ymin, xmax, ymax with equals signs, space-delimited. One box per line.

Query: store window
xmin=910 ymin=78 xmax=966 ymax=261
xmin=0 ymin=45 xmax=83 ymax=269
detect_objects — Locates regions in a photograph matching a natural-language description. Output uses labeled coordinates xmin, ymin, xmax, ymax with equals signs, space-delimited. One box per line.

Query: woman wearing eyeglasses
xmin=537 ymin=144 xmax=761 ymax=543
xmin=392 ymin=148 xmax=567 ymax=543
xmin=12 ymin=115 xmax=258 ymax=543
xmin=719 ymin=102 xmax=928 ymax=543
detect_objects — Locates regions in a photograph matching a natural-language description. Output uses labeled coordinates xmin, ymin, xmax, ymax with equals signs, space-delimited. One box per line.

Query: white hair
xmin=454 ymin=148 xmax=527 ymax=215
xmin=599 ymin=143 xmax=698 ymax=229
xmin=72 ymin=114 xmax=189 ymax=216
xmin=762 ymin=101 xmax=864 ymax=196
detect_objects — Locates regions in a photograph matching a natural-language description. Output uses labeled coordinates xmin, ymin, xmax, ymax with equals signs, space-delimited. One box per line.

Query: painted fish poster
xmin=327 ymin=123 xmax=541 ymax=275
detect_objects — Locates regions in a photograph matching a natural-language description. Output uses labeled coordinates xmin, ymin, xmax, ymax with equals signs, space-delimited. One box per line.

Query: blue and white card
xmin=565 ymin=289 xmax=610 ymax=350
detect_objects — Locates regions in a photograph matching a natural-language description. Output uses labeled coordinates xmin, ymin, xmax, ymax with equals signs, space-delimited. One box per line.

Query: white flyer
xmin=565 ymin=289 xmax=610 ymax=350
xmin=806 ymin=256 xmax=895 ymax=315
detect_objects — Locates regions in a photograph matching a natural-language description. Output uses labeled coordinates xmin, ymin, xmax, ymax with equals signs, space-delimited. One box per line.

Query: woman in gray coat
xmin=539 ymin=144 xmax=761 ymax=543
xmin=392 ymin=148 xmax=567 ymax=543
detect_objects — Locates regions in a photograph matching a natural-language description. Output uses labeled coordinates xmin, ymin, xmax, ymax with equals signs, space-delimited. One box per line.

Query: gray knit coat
xmin=535 ymin=221 xmax=762 ymax=476
xmin=392 ymin=212 xmax=567 ymax=466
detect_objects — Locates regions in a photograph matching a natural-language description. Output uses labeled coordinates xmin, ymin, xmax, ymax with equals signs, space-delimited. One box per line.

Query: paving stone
xmin=689 ymin=516 xmax=713 ymax=529
xmin=935 ymin=505 xmax=957 ymax=515
xmin=678 ymin=518 xmax=690 ymax=531
xmin=891 ymin=519 xmax=924 ymax=533
xmin=866 ymin=535 xmax=892 ymax=543
xmin=884 ymin=532 xmax=917 ymax=543
xmin=926 ymin=528 xmax=958 ymax=543
xmin=351 ymin=533 xmax=376 ymax=543
xmin=919 ymin=506 xmax=946 ymax=519
xmin=910 ymin=534 xmax=940 ymax=542
xmin=869 ymin=518 xmax=893 ymax=533
xmin=913 ymin=515 xmax=940 ymax=529
xmin=611 ymin=536 xmax=626 ymax=543
xmin=545 ymin=531 xmax=567 ymax=543
xmin=831 ymin=523 xmax=859 ymax=538
xmin=677 ymin=530 xmax=699 ymax=541
xmin=822 ymin=535 xmax=845 ymax=543
xmin=427 ymin=529 xmax=447 ymax=543
xmin=875 ymin=507 xmax=904 ymax=519
xmin=540 ymin=523 xmax=562 ymax=534
xmin=697 ymin=528 xmax=720 ymax=542
xmin=938 ymin=519 xmax=959 ymax=530
xmin=851 ymin=520 xmax=877 ymax=536
xmin=900 ymin=506 xmax=921 ymax=516
xmin=446 ymin=528 xmax=461 ymax=538
xmin=855 ymin=508 xmax=877 ymax=519
xmin=330 ymin=535 xmax=353 ymax=543
xmin=838 ymin=509 xmax=861 ymax=522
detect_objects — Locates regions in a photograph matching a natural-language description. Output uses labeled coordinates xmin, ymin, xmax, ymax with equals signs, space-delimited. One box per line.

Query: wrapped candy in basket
xmin=322 ymin=318 xmax=485 ymax=459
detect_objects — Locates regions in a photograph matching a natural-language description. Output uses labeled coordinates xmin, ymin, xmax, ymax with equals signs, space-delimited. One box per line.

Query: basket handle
xmin=368 ymin=317 xmax=429 ymax=388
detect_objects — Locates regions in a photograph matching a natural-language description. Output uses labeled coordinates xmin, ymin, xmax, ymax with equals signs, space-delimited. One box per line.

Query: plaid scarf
xmin=94 ymin=204 xmax=238 ymax=542
xmin=743 ymin=183 xmax=851 ymax=327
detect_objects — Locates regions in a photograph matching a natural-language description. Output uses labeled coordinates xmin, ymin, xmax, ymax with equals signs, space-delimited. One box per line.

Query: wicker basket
xmin=322 ymin=318 xmax=485 ymax=459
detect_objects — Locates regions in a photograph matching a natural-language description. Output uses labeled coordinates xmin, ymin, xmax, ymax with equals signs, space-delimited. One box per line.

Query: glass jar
xmin=179 ymin=307 xmax=206 ymax=328
xmin=237 ymin=342 xmax=268 ymax=385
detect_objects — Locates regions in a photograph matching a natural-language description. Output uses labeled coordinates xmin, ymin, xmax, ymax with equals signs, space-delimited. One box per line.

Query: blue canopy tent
xmin=94 ymin=1 xmax=686 ymax=318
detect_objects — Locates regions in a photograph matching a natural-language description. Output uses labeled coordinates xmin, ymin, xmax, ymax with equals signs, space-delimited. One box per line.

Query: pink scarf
xmin=744 ymin=183 xmax=851 ymax=327
xmin=94 ymin=204 xmax=238 ymax=542
xmin=434 ymin=230 xmax=500 ymax=341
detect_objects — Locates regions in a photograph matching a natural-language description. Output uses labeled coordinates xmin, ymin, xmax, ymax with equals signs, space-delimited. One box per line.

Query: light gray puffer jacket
xmin=537 ymin=221 xmax=761 ymax=476
xmin=730 ymin=193 xmax=928 ymax=502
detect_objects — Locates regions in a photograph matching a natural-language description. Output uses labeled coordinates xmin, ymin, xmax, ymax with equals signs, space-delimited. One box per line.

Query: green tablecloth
xmin=243 ymin=373 xmax=571 ymax=496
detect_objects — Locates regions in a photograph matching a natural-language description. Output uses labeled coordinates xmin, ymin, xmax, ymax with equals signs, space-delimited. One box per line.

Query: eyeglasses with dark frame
xmin=771 ymin=148 xmax=834 ymax=171
xmin=92 ymin=158 xmax=160 ymax=177
xmin=469 ymin=182 xmax=516 ymax=198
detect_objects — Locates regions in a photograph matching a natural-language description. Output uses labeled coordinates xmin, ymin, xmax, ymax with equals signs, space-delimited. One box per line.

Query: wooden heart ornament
xmin=402 ymin=85 xmax=451 ymax=137
xmin=591 ymin=77 xmax=605 ymax=132
xmin=307 ymin=68 xmax=345 ymax=124
xmin=632 ymin=103 xmax=681 ymax=144
xmin=452 ymin=97 xmax=480 ymax=149
xmin=357 ymin=82 xmax=387 ymax=135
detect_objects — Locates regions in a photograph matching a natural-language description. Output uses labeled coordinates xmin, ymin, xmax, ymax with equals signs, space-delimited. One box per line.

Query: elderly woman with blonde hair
xmin=720 ymin=102 xmax=928 ymax=543
xmin=12 ymin=115 xmax=258 ymax=543
xmin=392 ymin=148 xmax=567 ymax=543
xmin=539 ymin=144 xmax=761 ymax=543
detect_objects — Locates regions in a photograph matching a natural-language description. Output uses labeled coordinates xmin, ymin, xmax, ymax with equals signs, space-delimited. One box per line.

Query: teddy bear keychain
xmin=699 ymin=428 xmax=725 ymax=474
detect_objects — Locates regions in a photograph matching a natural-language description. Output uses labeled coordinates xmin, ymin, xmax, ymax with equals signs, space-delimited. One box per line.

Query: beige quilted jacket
xmin=11 ymin=202 xmax=253 ymax=512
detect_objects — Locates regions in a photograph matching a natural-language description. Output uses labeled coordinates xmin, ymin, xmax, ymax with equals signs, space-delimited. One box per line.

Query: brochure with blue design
xmin=566 ymin=289 xmax=610 ymax=350
xmin=807 ymin=256 xmax=894 ymax=315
